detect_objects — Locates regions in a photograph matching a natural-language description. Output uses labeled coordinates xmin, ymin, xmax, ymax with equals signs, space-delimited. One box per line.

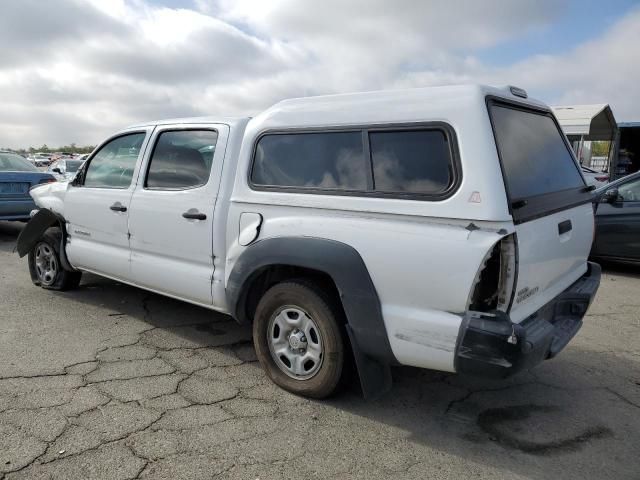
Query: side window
xmin=146 ymin=130 xmax=218 ymax=189
xmin=84 ymin=133 xmax=146 ymax=188
xmin=369 ymin=130 xmax=452 ymax=195
xmin=251 ymin=132 xmax=367 ymax=190
xmin=618 ymin=178 xmax=640 ymax=202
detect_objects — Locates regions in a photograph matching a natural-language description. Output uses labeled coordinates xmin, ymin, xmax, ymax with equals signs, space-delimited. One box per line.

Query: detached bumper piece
xmin=456 ymin=262 xmax=601 ymax=378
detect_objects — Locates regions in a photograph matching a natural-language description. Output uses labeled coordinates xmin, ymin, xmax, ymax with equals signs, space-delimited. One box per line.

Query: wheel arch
xmin=226 ymin=236 xmax=395 ymax=398
xmin=16 ymin=208 xmax=76 ymax=272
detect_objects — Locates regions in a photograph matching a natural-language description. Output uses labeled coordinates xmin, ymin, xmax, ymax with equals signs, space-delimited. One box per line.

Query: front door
xmin=128 ymin=125 xmax=228 ymax=306
xmin=64 ymin=130 xmax=151 ymax=279
xmin=594 ymin=176 xmax=640 ymax=261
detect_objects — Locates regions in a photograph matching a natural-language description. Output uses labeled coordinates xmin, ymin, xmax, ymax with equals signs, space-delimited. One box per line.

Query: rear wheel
xmin=253 ymin=281 xmax=344 ymax=398
xmin=28 ymin=228 xmax=81 ymax=291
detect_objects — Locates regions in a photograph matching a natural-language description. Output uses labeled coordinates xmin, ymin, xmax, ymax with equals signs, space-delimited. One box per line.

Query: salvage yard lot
xmin=0 ymin=221 xmax=639 ymax=480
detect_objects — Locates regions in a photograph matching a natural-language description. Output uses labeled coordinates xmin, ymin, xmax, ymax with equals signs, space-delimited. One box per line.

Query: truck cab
xmin=19 ymin=85 xmax=600 ymax=399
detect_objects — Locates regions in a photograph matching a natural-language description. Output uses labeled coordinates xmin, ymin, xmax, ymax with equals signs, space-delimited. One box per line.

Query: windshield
xmin=490 ymin=103 xmax=584 ymax=201
xmin=65 ymin=160 xmax=83 ymax=172
xmin=0 ymin=153 xmax=39 ymax=172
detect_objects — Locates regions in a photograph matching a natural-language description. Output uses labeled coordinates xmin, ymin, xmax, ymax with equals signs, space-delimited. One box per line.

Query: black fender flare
xmin=16 ymin=209 xmax=76 ymax=272
xmin=226 ymin=236 xmax=395 ymax=398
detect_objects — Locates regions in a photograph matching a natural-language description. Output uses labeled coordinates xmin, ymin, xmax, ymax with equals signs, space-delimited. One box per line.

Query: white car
xmin=47 ymin=158 xmax=86 ymax=181
xmin=581 ymin=166 xmax=609 ymax=187
xmin=18 ymin=85 xmax=600 ymax=399
xmin=31 ymin=153 xmax=53 ymax=167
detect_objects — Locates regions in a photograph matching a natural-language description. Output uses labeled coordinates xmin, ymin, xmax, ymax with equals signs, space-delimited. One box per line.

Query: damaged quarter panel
xmin=228 ymin=207 xmax=511 ymax=372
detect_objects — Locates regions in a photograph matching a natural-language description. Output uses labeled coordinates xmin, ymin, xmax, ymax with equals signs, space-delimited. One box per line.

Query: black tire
xmin=28 ymin=227 xmax=82 ymax=291
xmin=253 ymin=280 xmax=344 ymax=399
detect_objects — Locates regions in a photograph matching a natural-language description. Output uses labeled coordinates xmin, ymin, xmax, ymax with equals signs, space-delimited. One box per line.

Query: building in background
xmin=553 ymin=104 xmax=640 ymax=181
xmin=552 ymin=104 xmax=617 ymax=172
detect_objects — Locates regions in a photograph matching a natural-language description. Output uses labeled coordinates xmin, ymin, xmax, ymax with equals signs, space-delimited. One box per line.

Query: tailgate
xmin=487 ymin=98 xmax=596 ymax=323
xmin=510 ymin=203 xmax=594 ymax=322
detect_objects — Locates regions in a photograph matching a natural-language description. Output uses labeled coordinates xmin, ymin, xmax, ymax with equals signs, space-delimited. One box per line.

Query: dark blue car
xmin=0 ymin=151 xmax=56 ymax=221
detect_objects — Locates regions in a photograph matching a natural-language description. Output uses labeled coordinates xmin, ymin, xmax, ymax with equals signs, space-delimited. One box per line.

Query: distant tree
xmin=591 ymin=141 xmax=610 ymax=157
xmin=23 ymin=143 xmax=95 ymax=154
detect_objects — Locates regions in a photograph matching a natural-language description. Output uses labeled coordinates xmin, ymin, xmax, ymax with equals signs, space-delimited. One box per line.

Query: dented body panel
xmin=28 ymin=181 xmax=69 ymax=216
xmin=227 ymin=209 xmax=511 ymax=371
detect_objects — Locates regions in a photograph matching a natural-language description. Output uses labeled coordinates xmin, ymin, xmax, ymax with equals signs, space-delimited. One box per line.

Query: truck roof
xmin=249 ymin=84 xmax=546 ymax=131
xmin=127 ymin=84 xmax=544 ymax=131
xmin=126 ymin=116 xmax=249 ymax=129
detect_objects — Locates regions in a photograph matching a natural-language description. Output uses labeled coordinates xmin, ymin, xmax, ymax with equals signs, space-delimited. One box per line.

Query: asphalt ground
xmin=0 ymin=220 xmax=639 ymax=479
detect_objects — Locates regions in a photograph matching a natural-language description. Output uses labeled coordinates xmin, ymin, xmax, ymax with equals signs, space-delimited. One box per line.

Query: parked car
xmin=47 ymin=158 xmax=85 ymax=181
xmin=50 ymin=152 xmax=74 ymax=162
xmin=0 ymin=151 xmax=56 ymax=221
xmin=17 ymin=85 xmax=600 ymax=399
xmin=591 ymin=171 xmax=640 ymax=262
xmin=32 ymin=153 xmax=53 ymax=167
xmin=581 ymin=166 xmax=609 ymax=187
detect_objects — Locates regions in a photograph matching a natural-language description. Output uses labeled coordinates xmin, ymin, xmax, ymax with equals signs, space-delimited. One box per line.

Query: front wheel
xmin=28 ymin=228 xmax=82 ymax=291
xmin=253 ymin=281 xmax=344 ymax=398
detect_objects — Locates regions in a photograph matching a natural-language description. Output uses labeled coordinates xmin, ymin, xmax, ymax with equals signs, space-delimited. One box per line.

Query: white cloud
xmin=392 ymin=6 xmax=640 ymax=121
xmin=0 ymin=0 xmax=638 ymax=148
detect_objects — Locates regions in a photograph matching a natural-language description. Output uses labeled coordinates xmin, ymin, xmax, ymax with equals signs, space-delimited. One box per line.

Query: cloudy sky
xmin=1 ymin=0 xmax=639 ymax=148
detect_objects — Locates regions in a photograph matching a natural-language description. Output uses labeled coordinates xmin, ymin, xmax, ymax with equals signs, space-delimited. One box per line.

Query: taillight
xmin=595 ymin=175 xmax=609 ymax=182
xmin=29 ymin=177 xmax=56 ymax=192
xmin=467 ymin=234 xmax=517 ymax=314
xmin=38 ymin=177 xmax=57 ymax=184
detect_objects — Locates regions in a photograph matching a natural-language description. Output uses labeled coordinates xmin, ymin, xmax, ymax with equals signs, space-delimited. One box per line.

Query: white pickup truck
xmin=18 ymin=85 xmax=601 ymax=399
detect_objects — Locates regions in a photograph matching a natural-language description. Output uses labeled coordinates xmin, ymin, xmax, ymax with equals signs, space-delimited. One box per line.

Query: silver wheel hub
xmin=288 ymin=330 xmax=307 ymax=350
xmin=267 ymin=306 xmax=323 ymax=380
xmin=34 ymin=242 xmax=58 ymax=286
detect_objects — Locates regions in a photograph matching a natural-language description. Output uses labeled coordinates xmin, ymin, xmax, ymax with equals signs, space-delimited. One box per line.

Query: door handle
xmin=110 ymin=202 xmax=127 ymax=212
xmin=182 ymin=210 xmax=207 ymax=220
xmin=558 ymin=220 xmax=572 ymax=235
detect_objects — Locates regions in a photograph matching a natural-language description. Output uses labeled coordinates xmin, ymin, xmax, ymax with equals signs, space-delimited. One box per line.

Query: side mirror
xmin=52 ymin=167 xmax=62 ymax=174
xmin=602 ymin=188 xmax=620 ymax=203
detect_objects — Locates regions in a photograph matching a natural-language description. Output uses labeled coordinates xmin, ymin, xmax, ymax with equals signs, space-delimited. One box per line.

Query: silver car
xmin=47 ymin=158 xmax=85 ymax=181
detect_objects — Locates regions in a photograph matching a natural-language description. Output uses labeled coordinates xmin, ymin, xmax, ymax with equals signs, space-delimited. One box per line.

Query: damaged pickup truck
xmin=17 ymin=85 xmax=601 ymax=399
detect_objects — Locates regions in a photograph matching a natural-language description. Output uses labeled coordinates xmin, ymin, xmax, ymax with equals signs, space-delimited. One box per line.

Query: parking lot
xmin=0 ymin=221 xmax=638 ymax=480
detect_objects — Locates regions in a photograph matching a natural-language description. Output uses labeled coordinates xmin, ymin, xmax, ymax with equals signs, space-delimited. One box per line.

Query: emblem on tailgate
xmin=516 ymin=286 xmax=539 ymax=304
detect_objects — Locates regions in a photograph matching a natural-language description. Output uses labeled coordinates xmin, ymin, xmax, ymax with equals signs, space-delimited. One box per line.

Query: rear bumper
xmin=455 ymin=262 xmax=601 ymax=378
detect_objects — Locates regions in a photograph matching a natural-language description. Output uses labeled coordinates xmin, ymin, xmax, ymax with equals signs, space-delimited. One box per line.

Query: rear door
xmin=64 ymin=130 xmax=152 ymax=279
xmin=128 ymin=124 xmax=228 ymax=306
xmin=488 ymin=100 xmax=595 ymax=322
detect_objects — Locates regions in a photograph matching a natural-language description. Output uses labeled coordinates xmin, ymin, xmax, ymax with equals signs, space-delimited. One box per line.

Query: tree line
xmin=2 ymin=144 xmax=96 ymax=155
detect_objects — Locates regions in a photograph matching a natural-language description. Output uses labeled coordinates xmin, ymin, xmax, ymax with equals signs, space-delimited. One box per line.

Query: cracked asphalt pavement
xmin=1 ymin=221 xmax=639 ymax=479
